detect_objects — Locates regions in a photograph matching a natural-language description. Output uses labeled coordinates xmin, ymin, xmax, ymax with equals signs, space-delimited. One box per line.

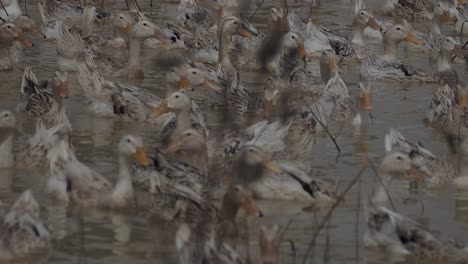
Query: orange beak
xmin=125 ymin=23 xmax=133 ymax=33
xmin=179 ymin=76 xmax=192 ymax=91
xmin=242 ymin=197 xmax=262 ymax=217
xmin=167 ymin=142 xmax=182 ymax=154
xmin=406 ymin=32 xmax=424 ymax=46
xmin=458 ymin=94 xmax=468 ymax=108
xmin=203 ymin=79 xmax=222 ymax=91
xmin=298 ymin=42 xmax=306 ymax=59
xmin=58 ymin=81 xmax=69 ymax=98
xmin=150 ymin=99 xmax=170 ymax=118
xmin=406 ymin=166 xmax=428 ymax=181
xmin=239 ymin=28 xmax=254 ymax=38
xmin=441 ymin=10 xmax=451 ymax=24
xmin=367 ymin=17 xmax=381 ymax=31
xmin=16 ymin=33 xmax=33 ymax=47
xmin=133 ymin=146 xmax=151 ymax=166
xmin=31 ymin=25 xmax=46 ymax=39
xmin=261 ymin=99 xmax=274 ymax=118
xmin=263 ymin=160 xmax=281 ymax=174
xmin=360 ymin=92 xmax=372 ymax=111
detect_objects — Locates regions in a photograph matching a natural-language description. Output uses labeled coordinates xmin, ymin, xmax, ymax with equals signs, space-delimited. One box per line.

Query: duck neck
xmin=371 ymin=169 xmax=392 ymax=204
xmin=128 ymin=38 xmax=142 ymax=67
xmin=383 ymin=38 xmax=400 ymax=62
xmin=219 ymin=196 xmax=240 ymax=221
xmin=0 ymin=127 xmax=16 ymax=167
xmin=82 ymin=13 xmax=95 ymax=38
xmin=175 ymin=109 xmax=192 ymax=134
xmin=113 ymin=154 xmax=134 ymax=200
xmin=126 ymin=0 xmax=139 ymax=12
xmin=351 ymin=19 xmax=365 ymax=45
xmin=218 ymin=29 xmax=233 ymax=66
xmin=437 ymin=48 xmax=452 ymax=72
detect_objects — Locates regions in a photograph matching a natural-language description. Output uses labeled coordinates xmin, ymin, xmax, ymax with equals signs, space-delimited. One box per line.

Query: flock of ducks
xmin=0 ymin=0 xmax=467 ymax=262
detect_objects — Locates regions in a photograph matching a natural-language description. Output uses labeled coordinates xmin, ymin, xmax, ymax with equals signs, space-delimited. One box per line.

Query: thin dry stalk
xmin=248 ymin=0 xmax=265 ymax=23
xmin=301 ymin=97 xmax=341 ymax=154
xmin=366 ymin=157 xmax=396 ymax=210
xmin=302 ymin=167 xmax=367 ymax=264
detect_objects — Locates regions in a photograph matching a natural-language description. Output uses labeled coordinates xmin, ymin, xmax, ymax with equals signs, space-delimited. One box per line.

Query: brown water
xmin=1 ymin=0 xmax=468 ymax=263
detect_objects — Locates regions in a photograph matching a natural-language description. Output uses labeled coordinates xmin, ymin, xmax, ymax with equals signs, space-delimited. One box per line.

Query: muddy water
xmin=1 ymin=0 xmax=468 ymax=263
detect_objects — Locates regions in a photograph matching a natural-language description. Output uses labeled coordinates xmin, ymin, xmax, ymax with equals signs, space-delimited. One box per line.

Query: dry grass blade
xmin=366 ymin=156 xmax=396 ymax=210
xmin=301 ymin=167 xmax=366 ymax=264
xmin=301 ymin=97 xmax=341 ymax=154
xmin=248 ymin=0 xmax=266 ymax=23
xmin=0 ymin=0 xmax=8 ymax=19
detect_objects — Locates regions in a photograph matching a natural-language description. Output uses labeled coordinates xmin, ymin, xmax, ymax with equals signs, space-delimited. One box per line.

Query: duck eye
xmin=192 ymin=71 xmax=196 ymax=75
xmin=396 ymin=27 xmax=400 ymax=30
xmin=446 ymin=39 xmax=450 ymax=42
xmin=291 ymin=35 xmax=295 ymax=39
xmin=126 ymin=138 xmax=131 ymax=143
xmin=170 ymin=36 xmax=176 ymax=42
xmin=233 ymin=21 xmax=238 ymax=25
xmin=7 ymin=25 xmax=10 ymax=29
xmin=120 ymin=16 xmax=123 ymax=19
xmin=249 ymin=149 xmax=254 ymax=152
xmin=396 ymin=156 xmax=402 ymax=160
xmin=4 ymin=113 xmax=8 ymax=117
xmin=175 ymin=95 xmax=180 ymax=99
xmin=438 ymin=4 xmax=440 ymax=7
xmin=143 ymin=23 xmax=147 ymax=26
xmin=185 ymin=14 xmax=190 ymax=19
xmin=360 ymin=12 xmax=364 ymax=15
xmin=187 ymin=132 xmax=192 ymax=136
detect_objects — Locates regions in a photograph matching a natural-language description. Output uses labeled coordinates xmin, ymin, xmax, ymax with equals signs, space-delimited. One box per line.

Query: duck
xmin=382 ymin=0 xmax=434 ymax=20
xmin=47 ymin=135 xmax=151 ymax=209
xmin=0 ymin=22 xmax=31 ymax=71
xmin=435 ymin=36 xmax=461 ymax=87
xmin=175 ymin=184 xmax=262 ymax=264
xmin=360 ymin=20 xmax=444 ymax=81
xmin=217 ymin=15 xmax=258 ymax=77
xmin=166 ymin=128 xmax=209 ymax=174
xmin=0 ymin=0 xmax=22 ymax=21
xmin=149 ymin=90 xmax=209 ymax=143
xmin=38 ymin=0 xmax=109 ymax=40
xmin=324 ymin=80 xmax=373 ymax=126
xmin=227 ymin=145 xmax=335 ymax=202
xmin=426 ymin=84 xmax=468 ymax=152
xmin=0 ymin=110 xmax=66 ymax=169
xmin=16 ymin=67 xmax=69 ymax=127
xmin=106 ymin=11 xmax=133 ymax=48
xmin=385 ymin=128 xmax=456 ymax=187
xmin=77 ymin=55 xmax=163 ymax=120
xmin=365 ymin=206 xmax=468 ymax=261
xmin=9 ymin=15 xmax=41 ymax=63
xmin=0 ymin=190 xmax=50 ymax=261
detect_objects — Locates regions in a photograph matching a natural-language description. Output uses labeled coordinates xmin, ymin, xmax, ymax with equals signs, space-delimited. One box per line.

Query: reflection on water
xmin=0 ymin=0 xmax=466 ymax=263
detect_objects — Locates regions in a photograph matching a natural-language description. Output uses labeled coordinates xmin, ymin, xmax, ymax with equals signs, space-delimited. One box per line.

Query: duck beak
xmin=133 ymin=146 xmax=151 ymax=166
xmin=407 ymin=166 xmax=428 ymax=181
xmin=31 ymin=25 xmax=46 ymax=39
xmin=155 ymin=32 xmax=170 ymax=44
xmin=203 ymin=79 xmax=222 ymax=91
xmin=242 ymin=197 xmax=262 ymax=217
xmin=16 ymin=33 xmax=33 ymax=47
xmin=458 ymin=94 xmax=468 ymax=108
xmin=263 ymin=160 xmax=281 ymax=174
xmin=179 ymin=76 xmax=192 ymax=91
xmin=261 ymin=99 xmax=274 ymax=117
xmin=367 ymin=17 xmax=381 ymax=31
xmin=360 ymin=92 xmax=372 ymax=111
xmin=150 ymin=99 xmax=170 ymax=118
xmin=298 ymin=42 xmax=306 ymax=59
xmin=58 ymin=81 xmax=69 ymax=98
xmin=167 ymin=142 xmax=182 ymax=153
xmin=239 ymin=22 xmax=258 ymax=38
xmin=125 ymin=23 xmax=133 ymax=33
xmin=405 ymin=32 xmax=424 ymax=46
xmin=441 ymin=10 xmax=451 ymax=24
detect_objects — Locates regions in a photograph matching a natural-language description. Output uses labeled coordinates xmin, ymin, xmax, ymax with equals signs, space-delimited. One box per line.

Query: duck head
xmin=222 ymin=184 xmax=263 ymax=218
xmin=383 ymin=21 xmax=424 ymax=62
xmin=113 ymin=12 xmax=133 ymax=35
xmin=358 ymin=81 xmax=373 ymax=111
xmin=352 ymin=9 xmax=381 ymax=45
xmin=150 ymin=91 xmax=191 ymax=118
xmin=167 ymin=129 xmax=208 ymax=173
xmin=119 ymin=135 xmax=151 ymax=166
